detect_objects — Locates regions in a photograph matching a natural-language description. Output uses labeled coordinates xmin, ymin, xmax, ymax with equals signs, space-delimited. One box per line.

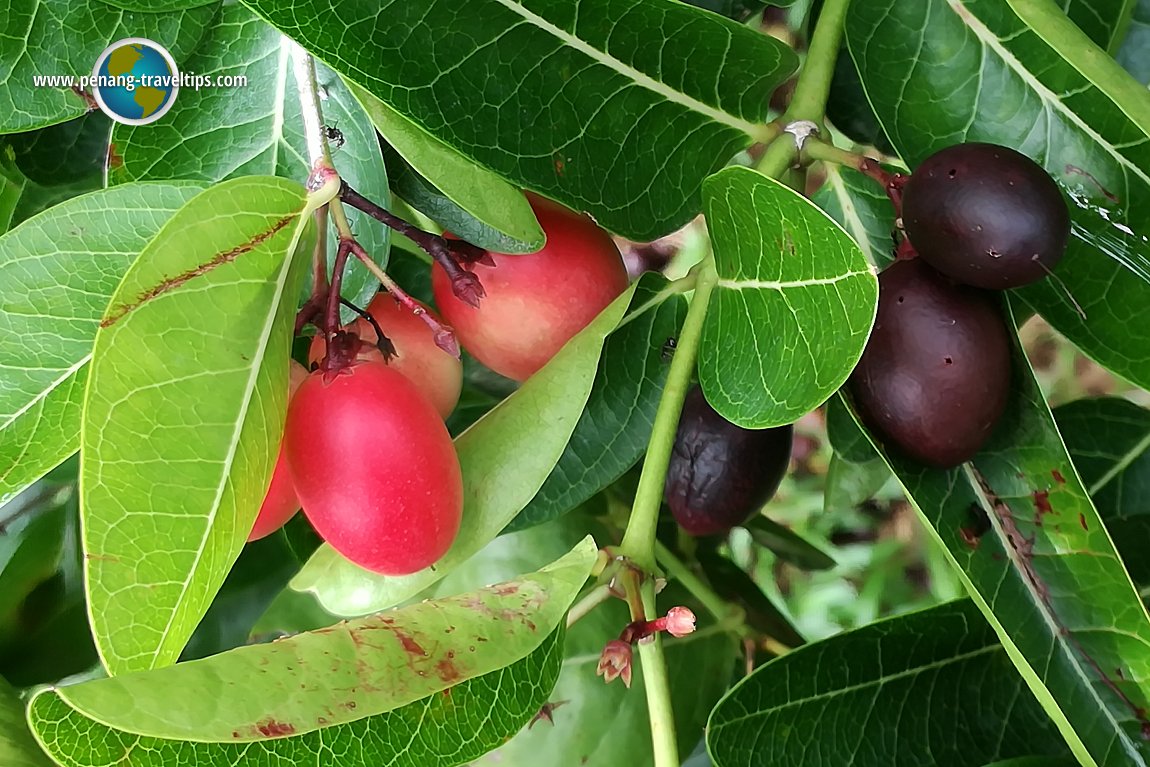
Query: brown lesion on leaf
xmin=100 ymin=214 xmax=296 ymax=327
xmin=970 ymin=467 xmax=1150 ymax=739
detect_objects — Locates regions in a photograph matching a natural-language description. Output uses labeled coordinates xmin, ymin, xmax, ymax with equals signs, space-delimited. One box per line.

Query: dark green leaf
xmin=825 ymin=390 xmax=879 ymax=463
xmin=679 ymin=0 xmax=777 ymax=20
xmin=100 ymin=0 xmax=217 ymax=9
xmin=0 ymin=182 xmax=206 ymax=507
xmin=0 ymin=0 xmax=218 ymax=134
xmin=0 ymin=149 xmax=25 ymax=234
xmin=1118 ymin=0 xmax=1150 ymax=84
xmin=81 ymin=177 xmax=314 ymax=674
xmin=824 ymin=453 xmax=891 ymax=514
xmin=510 ymin=273 xmax=688 ymax=532
xmin=0 ymin=677 xmax=52 ymax=766
xmin=106 ymin=4 xmax=389 ymax=317
xmin=708 ymin=600 xmax=1073 ymax=767
xmin=1053 ymin=396 xmax=1150 ymax=585
xmin=700 ymin=167 xmax=877 ymax=428
xmin=836 ymin=301 xmax=1150 ymax=765
xmin=847 ymin=0 xmax=1150 ymax=391
xmin=696 ymin=548 xmax=806 ymax=648
xmin=742 ymin=516 xmax=836 ymax=571
xmin=981 ymin=758 xmax=1079 ymax=767
xmin=0 ymin=481 xmax=71 ymax=645
xmin=238 ymin=0 xmax=798 ymax=240
xmin=1059 ymin=0 xmax=1134 ymax=50
xmin=30 ymin=625 xmax=566 ymax=767
xmin=9 ymin=112 xmax=112 ymax=186
xmin=811 ymin=164 xmax=897 ymax=269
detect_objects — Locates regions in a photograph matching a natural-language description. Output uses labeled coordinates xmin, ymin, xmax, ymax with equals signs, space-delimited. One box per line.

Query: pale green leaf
xmin=0 ymin=182 xmax=206 ymax=506
xmin=82 ymin=176 xmax=314 ymax=674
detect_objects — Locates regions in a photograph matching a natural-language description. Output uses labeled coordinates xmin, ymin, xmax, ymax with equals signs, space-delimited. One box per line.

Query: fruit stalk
xmin=340 ymin=182 xmax=487 ymax=305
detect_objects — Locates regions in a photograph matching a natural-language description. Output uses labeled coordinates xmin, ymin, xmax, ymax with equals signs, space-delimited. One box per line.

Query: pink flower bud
xmin=664 ymin=606 xmax=696 ymax=637
xmin=596 ymin=639 xmax=633 ymax=688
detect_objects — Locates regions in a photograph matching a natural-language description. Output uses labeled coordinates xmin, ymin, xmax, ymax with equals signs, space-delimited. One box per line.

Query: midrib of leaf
xmin=711 ymin=644 xmax=1000 ymax=729
xmin=824 ymin=169 xmax=876 ymax=264
xmin=486 ymin=0 xmax=769 ymax=139
xmin=1087 ymin=427 xmax=1150 ymax=497
xmin=953 ymin=0 xmax=1150 ymax=189
xmin=269 ymin=40 xmax=290 ymax=172
xmin=142 ymin=210 xmax=306 ymax=670
xmin=961 ymin=464 xmax=1138 ymax=765
xmin=717 ymin=269 xmax=874 ymax=290
xmin=0 ymin=354 xmax=89 ymax=430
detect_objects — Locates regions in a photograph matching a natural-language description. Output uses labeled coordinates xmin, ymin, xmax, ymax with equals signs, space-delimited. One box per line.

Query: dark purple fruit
xmin=664 ymin=386 xmax=793 ymax=537
xmin=848 ymin=258 xmax=1011 ymax=468
xmin=902 ymin=142 xmax=1070 ymax=290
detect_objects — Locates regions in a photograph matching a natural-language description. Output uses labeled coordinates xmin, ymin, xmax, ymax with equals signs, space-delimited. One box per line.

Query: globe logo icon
xmin=91 ymin=38 xmax=179 ymax=125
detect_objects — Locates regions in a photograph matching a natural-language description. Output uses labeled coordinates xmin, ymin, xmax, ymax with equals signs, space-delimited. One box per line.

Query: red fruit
xmin=283 ymin=361 xmax=463 ymax=575
xmin=248 ymin=361 xmax=308 ymax=542
xmin=431 ymin=194 xmax=628 ymax=382
xmin=308 ymin=295 xmax=462 ymax=418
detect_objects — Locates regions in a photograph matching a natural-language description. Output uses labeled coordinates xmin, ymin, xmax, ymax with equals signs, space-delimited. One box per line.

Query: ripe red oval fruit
xmin=664 ymin=386 xmax=793 ymax=537
xmin=308 ymin=294 xmax=462 ymax=418
xmin=848 ymin=258 xmax=1012 ymax=468
xmin=283 ymin=361 xmax=463 ymax=575
xmin=248 ymin=361 xmax=308 ymax=542
xmin=902 ymin=142 xmax=1070 ymax=289
xmin=431 ymin=194 xmax=628 ymax=382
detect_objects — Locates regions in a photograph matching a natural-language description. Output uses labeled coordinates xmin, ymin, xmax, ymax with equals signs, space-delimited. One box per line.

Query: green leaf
xmin=31 ymin=539 xmax=592 ymax=743
xmin=238 ymin=0 xmax=798 ymax=240
xmin=0 ymin=148 xmax=25 ymax=234
xmin=107 ymin=5 xmax=389 ymax=317
xmin=1118 ymin=0 xmax=1150 ymax=84
xmin=699 ymin=167 xmax=878 ymax=428
xmin=836 ymin=301 xmax=1150 ymax=766
xmin=1053 ymin=396 xmax=1150 ymax=585
xmin=811 ymin=164 xmax=897 ymax=269
xmin=100 ymin=0 xmax=217 ymax=10
xmin=742 ymin=516 xmax=836 ymax=571
xmin=0 ymin=0 xmax=217 ymax=134
xmin=0 ymin=678 xmax=52 ymax=767
xmin=707 ymin=600 xmax=1073 ymax=767
xmin=1060 ymin=0 xmax=1135 ymax=51
xmin=824 ymin=394 xmax=879 ymax=463
xmin=294 ymin=283 xmax=637 ymax=615
xmin=9 ymin=112 xmax=112 ymax=186
xmin=680 ymin=0 xmax=776 ymax=20
xmin=0 ymin=182 xmax=206 ymax=506
xmin=695 ymin=548 xmax=806 ymax=649
xmin=846 ymin=0 xmax=1150 ymax=391
xmin=82 ymin=177 xmax=314 ymax=675
xmin=982 ymin=759 xmax=1079 ymax=767
xmin=0 ymin=480 xmax=71 ymax=643
xmin=509 ymin=274 xmax=688 ymax=532
xmin=824 ymin=452 xmax=890 ymax=514
xmin=354 ymin=85 xmax=544 ymax=254
xmin=29 ymin=624 xmax=566 ymax=767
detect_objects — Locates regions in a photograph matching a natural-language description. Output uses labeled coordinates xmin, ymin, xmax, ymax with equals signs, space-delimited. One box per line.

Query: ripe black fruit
xmin=848 ymin=258 xmax=1011 ymax=468
xmin=902 ymin=143 xmax=1070 ymax=290
xmin=664 ymin=386 xmax=793 ymax=537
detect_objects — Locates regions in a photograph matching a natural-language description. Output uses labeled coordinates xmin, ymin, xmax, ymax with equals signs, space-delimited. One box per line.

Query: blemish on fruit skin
xmin=1052 ymin=469 xmax=1066 ymax=484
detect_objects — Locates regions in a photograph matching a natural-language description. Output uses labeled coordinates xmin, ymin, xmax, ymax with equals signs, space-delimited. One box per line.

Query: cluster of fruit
xmin=850 ymin=142 xmax=1071 ymax=468
xmin=247 ymin=195 xmax=629 ymax=575
xmin=662 ymin=142 xmax=1071 ymax=541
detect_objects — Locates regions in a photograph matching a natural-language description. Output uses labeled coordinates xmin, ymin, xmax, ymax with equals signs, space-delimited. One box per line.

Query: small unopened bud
xmin=451 ymin=271 xmax=486 ymax=307
xmin=664 ymin=606 xmax=696 ymax=637
xmin=434 ymin=328 xmax=461 ymax=358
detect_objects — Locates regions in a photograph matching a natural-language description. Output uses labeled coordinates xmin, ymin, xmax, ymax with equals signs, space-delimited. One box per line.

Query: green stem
xmin=617 ymin=258 xmax=718 ymax=572
xmin=754 ymin=136 xmax=797 ymax=179
xmin=653 ymin=540 xmax=742 ymax=629
xmin=289 ymin=43 xmax=335 ymax=176
xmin=566 ymin=584 xmax=612 ymax=628
xmin=635 ymin=579 xmax=679 ymax=767
xmin=782 ymin=0 xmax=852 ymax=125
